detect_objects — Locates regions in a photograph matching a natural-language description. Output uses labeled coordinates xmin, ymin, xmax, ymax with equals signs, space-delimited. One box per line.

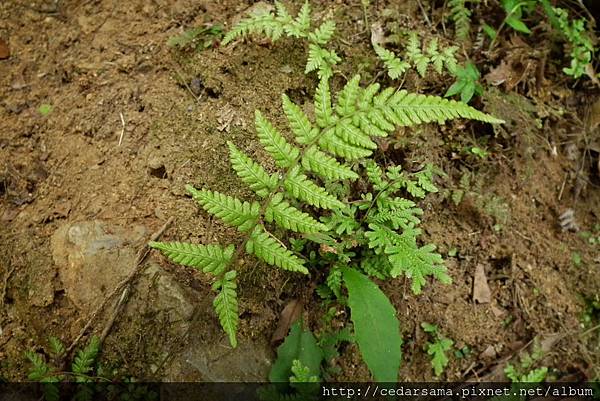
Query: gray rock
xmin=51 ymin=220 xmax=147 ymax=313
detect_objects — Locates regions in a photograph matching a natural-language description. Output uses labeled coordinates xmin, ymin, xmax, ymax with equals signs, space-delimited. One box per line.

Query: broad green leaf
xmin=342 ymin=268 xmax=402 ymax=382
xmin=269 ymin=320 xmax=323 ymax=383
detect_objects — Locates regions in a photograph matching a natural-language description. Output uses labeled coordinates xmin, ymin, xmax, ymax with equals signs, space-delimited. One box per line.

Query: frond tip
xmin=213 ymin=270 xmax=239 ymax=348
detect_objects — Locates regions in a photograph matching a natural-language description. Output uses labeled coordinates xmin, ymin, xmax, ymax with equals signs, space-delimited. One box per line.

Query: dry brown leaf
xmin=370 ymin=22 xmax=385 ymax=47
xmin=473 ymin=264 xmax=491 ymax=303
xmin=271 ymin=299 xmax=303 ymax=344
xmin=0 ymin=38 xmax=9 ymax=60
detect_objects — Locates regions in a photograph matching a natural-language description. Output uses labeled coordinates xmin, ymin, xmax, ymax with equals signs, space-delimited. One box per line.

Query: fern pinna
xmin=222 ymin=1 xmax=339 ymax=79
xmin=150 ymin=73 xmax=503 ymax=350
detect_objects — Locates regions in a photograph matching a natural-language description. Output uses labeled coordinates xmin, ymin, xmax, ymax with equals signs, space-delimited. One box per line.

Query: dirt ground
xmin=1 ymin=0 xmax=599 ymax=383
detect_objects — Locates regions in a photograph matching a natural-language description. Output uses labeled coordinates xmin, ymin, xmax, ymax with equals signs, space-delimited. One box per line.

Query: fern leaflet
xmin=228 ymin=142 xmax=278 ymax=197
xmin=265 ymin=192 xmax=327 ymax=233
xmin=255 ymin=110 xmax=300 ymax=168
xmin=448 ymin=0 xmax=472 ymax=41
xmin=148 ymin=242 xmax=234 ymax=275
xmin=187 ymin=186 xmax=260 ymax=232
xmin=247 ymin=226 xmax=309 ymax=274
xmin=212 ymin=270 xmax=239 ymax=348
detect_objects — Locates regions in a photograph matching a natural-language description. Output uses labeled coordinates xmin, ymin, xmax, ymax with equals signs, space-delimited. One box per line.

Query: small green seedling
xmin=39 ymin=104 xmax=53 ymax=116
xmin=422 ymin=322 xmax=454 ymax=377
xmin=445 ymin=62 xmax=483 ymax=104
xmin=167 ymin=25 xmax=223 ymax=50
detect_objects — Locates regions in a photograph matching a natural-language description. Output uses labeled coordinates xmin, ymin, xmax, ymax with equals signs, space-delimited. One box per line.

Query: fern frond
xmin=212 ymin=270 xmax=239 ymax=348
xmin=426 ymin=38 xmax=444 ymax=74
xmin=187 ymin=186 xmax=260 ymax=232
xmin=149 ymin=242 xmax=234 ymax=275
xmin=335 ymin=121 xmax=377 ymax=150
xmin=360 ymin=253 xmax=391 ymax=280
xmin=314 ymin=78 xmax=335 ymax=128
xmin=302 ymin=146 xmax=358 ymax=180
xmin=26 ymin=351 xmax=51 ymax=381
xmin=326 ymin=267 xmax=342 ymax=298
xmin=72 ymin=336 xmax=100 ymax=377
xmin=442 ymin=47 xmax=459 ymax=74
xmin=335 ymin=75 xmax=361 ymax=116
xmin=284 ymin=166 xmax=345 ymax=210
xmin=370 ymin=203 xmax=423 ymax=230
xmin=228 ymin=142 xmax=278 ymax=197
xmin=255 ymin=110 xmax=300 ymax=168
xmin=306 ymin=44 xmax=340 ymax=79
xmin=373 ymin=44 xmax=410 ymax=79
xmin=222 ymin=11 xmax=283 ymax=45
xmin=246 ymin=225 xmax=308 ymax=273
xmin=293 ymin=2 xmax=312 ymax=35
xmin=308 ymin=20 xmax=336 ymax=45
xmin=49 ymin=337 xmax=65 ymax=358
xmin=372 ymin=89 xmax=504 ymax=126
xmin=282 ymin=94 xmax=318 ymax=144
xmin=365 ymin=224 xmax=449 ymax=294
xmin=265 ymin=192 xmax=327 ymax=233
xmin=319 ymin=130 xmax=374 ymax=160
xmin=449 ymin=0 xmax=472 ymax=41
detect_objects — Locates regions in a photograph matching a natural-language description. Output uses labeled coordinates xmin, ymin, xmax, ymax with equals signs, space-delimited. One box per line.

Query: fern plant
xmin=26 ymin=336 xmax=102 ymax=401
xmin=448 ymin=0 xmax=473 ymax=41
xmin=222 ymin=1 xmax=339 ymax=79
xmin=422 ymin=322 xmax=454 ymax=377
xmin=151 ymin=69 xmax=502 ymax=380
xmin=375 ymin=34 xmax=458 ymax=79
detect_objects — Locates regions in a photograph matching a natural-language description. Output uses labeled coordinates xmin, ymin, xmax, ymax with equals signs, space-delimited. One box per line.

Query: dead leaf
xmin=0 ymin=38 xmax=9 ymax=60
xmin=370 ymin=22 xmax=385 ymax=47
xmin=480 ymin=345 xmax=497 ymax=360
xmin=473 ymin=264 xmax=491 ymax=303
xmin=271 ymin=299 xmax=303 ymax=344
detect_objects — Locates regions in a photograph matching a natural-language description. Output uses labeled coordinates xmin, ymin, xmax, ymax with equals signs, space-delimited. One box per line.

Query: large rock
xmin=51 ymin=220 xmax=147 ymax=313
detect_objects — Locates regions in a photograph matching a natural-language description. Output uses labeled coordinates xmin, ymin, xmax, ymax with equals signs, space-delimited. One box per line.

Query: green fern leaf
xmin=427 ymin=338 xmax=454 ymax=376
xmin=360 ymin=254 xmax=390 ymax=280
xmin=255 ymin=110 xmax=300 ymax=168
xmin=314 ymin=77 xmax=335 ymax=128
xmin=284 ymin=166 xmax=345 ymax=210
xmin=413 ymin=53 xmax=430 ymax=77
xmin=335 ymin=75 xmax=361 ymax=116
xmin=222 ymin=11 xmax=283 ymax=45
xmin=373 ymin=44 xmax=409 ymax=79
xmin=319 ymin=130 xmax=374 ymax=160
xmin=335 ymin=120 xmax=377 ymax=150
xmin=149 ymin=242 xmax=234 ymax=275
xmin=302 ymin=146 xmax=358 ymax=180
xmin=212 ymin=270 xmax=239 ymax=348
xmin=326 ymin=267 xmax=342 ymax=298
xmin=306 ymin=44 xmax=340 ymax=79
xmin=386 ymin=232 xmax=451 ymax=294
xmin=449 ymin=0 xmax=472 ymax=41
xmin=72 ymin=336 xmax=100 ymax=377
xmin=308 ymin=20 xmax=336 ymax=45
xmin=426 ymin=39 xmax=444 ymax=74
xmin=187 ymin=186 xmax=260 ymax=232
xmin=228 ymin=141 xmax=278 ymax=197
xmin=49 ymin=337 xmax=65 ymax=358
xmin=265 ymin=192 xmax=327 ymax=233
xmin=26 ymin=351 xmax=51 ymax=381
xmin=282 ymin=94 xmax=318 ymax=144
xmin=443 ymin=46 xmax=459 ymax=74
xmin=274 ymin=1 xmax=292 ymax=23
xmin=246 ymin=225 xmax=308 ymax=274
xmin=292 ymin=2 xmax=311 ymax=35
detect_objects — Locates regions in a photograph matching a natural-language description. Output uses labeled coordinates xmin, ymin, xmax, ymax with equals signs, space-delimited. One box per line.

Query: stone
xmin=51 ymin=220 xmax=147 ymax=313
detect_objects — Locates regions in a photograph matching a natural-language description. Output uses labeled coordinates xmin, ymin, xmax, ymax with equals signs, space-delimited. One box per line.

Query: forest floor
xmin=1 ymin=0 xmax=599 ymax=383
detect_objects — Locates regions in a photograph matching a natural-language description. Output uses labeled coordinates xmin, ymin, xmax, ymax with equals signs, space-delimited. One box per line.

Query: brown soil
xmin=1 ymin=0 xmax=599 ymax=382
